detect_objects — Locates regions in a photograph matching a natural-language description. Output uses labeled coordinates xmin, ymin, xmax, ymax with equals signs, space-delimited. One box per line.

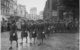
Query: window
xmin=1 ymin=8 xmax=3 ymax=15
xmin=7 ymin=2 xmax=9 ymax=7
xmin=8 ymin=3 xmax=10 ymax=8
xmin=3 ymin=8 xmax=5 ymax=14
xmin=6 ymin=9 xmax=7 ymax=13
xmin=5 ymin=1 xmax=6 ymax=5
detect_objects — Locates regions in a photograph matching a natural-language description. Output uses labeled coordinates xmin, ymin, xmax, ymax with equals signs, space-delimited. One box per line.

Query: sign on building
xmin=52 ymin=11 xmax=58 ymax=16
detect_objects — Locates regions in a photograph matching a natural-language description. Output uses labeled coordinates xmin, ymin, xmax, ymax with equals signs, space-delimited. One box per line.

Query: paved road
xmin=1 ymin=31 xmax=79 ymax=50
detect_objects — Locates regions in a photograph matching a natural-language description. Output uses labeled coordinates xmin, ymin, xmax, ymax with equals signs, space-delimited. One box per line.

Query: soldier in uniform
xmin=38 ymin=24 xmax=45 ymax=46
xmin=31 ymin=30 xmax=37 ymax=44
xmin=21 ymin=21 xmax=28 ymax=44
xmin=9 ymin=20 xmax=18 ymax=49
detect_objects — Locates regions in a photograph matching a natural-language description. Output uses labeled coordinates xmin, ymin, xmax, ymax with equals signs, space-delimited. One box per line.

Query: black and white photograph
xmin=0 ymin=0 xmax=79 ymax=50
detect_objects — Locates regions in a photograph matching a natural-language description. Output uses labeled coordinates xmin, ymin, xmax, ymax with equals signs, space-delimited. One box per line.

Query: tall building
xmin=27 ymin=14 xmax=42 ymax=21
xmin=27 ymin=7 xmax=43 ymax=21
xmin=39 ymin=11 xmax=43 ymax=19
xmin=27 ymin=7 xmax=38 ymax=21
xmin=39 ymin=11 xmax=43 ymax=16
xmin=43 ymin=0 xmax=58 ymax=22
xmin=30 ymin=7 xmax=37 ymax=15
xmin=1 ymin=0 xmax=17 ymax=18
xmin=17 ymin=4 xmax=26 ymax=17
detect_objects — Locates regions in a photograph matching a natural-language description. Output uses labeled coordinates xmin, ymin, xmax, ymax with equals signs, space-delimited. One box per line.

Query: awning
xmin=2 ymin=15 xmax=9 ymax=21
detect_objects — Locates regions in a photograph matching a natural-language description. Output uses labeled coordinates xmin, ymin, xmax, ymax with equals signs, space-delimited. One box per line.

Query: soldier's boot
xmin=16 ymin=41 xmax=18 ymax=48
xmin=9 ymin=41 xmax=13 ymax=50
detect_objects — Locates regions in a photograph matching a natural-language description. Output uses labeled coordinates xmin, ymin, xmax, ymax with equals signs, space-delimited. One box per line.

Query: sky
xmin=17 ymin=0 xmax=47 ymax=14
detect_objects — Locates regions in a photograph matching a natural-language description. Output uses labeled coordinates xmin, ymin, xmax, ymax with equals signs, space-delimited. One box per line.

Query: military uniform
xmin=21 ymin=22 xmax=28 ymax=39
xmin=9 ymin=23 xmax=18 ymax=41
xmin=32 ymin=31 xmax=37 ymax=38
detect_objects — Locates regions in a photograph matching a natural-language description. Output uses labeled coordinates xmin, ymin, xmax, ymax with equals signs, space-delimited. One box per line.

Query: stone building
xmin=1 ymin=0 xmax=17 ymax=19
xmin=17 ymin=4 xmax=26 ymax=17
xmin=30 ymin=7 xmax=37 ymax=15
xmin=43 ymin=0 xmax=58 ymax=22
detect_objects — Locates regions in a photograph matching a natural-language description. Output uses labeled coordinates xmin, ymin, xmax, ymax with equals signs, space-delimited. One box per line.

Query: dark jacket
xmin=10 ymin=23 xmax=17 ymax=32
xmin=21 ymin=23 xmax=26 ymax=31
xmin=32 ymin=31 xmax=37 ymax=38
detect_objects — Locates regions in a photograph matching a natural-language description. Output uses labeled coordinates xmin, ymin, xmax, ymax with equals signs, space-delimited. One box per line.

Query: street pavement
xmin=1 ymin=31 xmax=79 ymax=50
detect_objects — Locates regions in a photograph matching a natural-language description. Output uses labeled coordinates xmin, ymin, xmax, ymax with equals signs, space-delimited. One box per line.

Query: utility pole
xmin=57 ymin=0 xmax=60 ymax=22
xmin=49 ymin=0 xmax=52 ymax=20
xmin=47 ymin=0 xmax=52 ymax=23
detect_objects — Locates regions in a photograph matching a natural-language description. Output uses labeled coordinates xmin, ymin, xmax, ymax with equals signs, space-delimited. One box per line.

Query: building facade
xmin=26 ymin=14 xmax=41 ymax=21
xmin=43 ymin=0 xmax=58 ymax=21
xmin=30 ymin=7 xmax=37 ymax=15
xmin=17 ymin=4 xmax=26 ymax=17
xmin=39 ymin=11 xmax=43 ymax=19
xmin=26 ymin=7 xmax=43 ymax=21
xmin=1 ymin=0 xmax=17 ymax=18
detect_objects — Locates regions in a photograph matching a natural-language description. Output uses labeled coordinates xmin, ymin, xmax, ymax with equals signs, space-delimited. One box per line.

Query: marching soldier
xmin=31 ymin=30 xmax=37 ymax=44
xmin=21 ymin=20 xmax=28 ymax=45
xmin=9 ymin=20 xmax=18 ymax=49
